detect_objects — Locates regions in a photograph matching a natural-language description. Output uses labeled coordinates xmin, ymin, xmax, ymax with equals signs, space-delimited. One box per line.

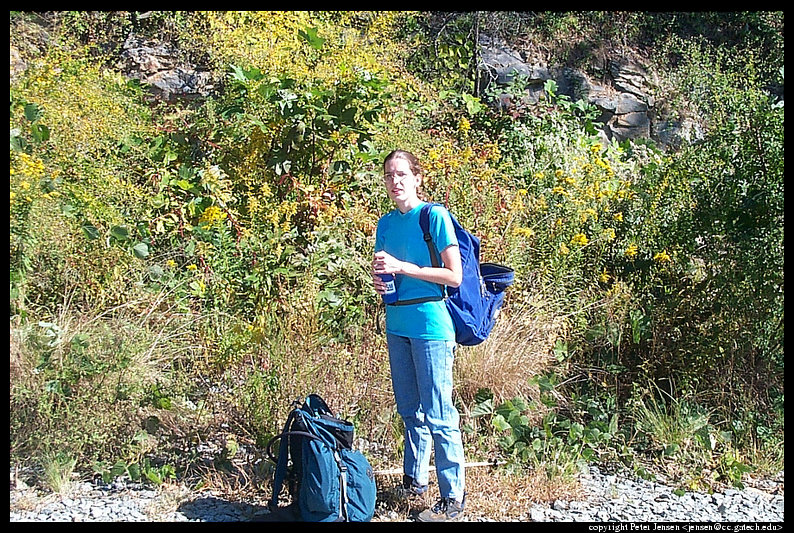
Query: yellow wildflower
xmin=570 ymin=233 xmax=589 ymax=246
xmin=199 ymin=205 xmax=226 ymax=226
xmin=653 ymin=250 xmax=671 ymax=263
xmin=186 ymin=264 xmax=198 ymax=271
xmin=485 ymin=143 xmax=501 ymax=161
xmin=509 ymin=195 xmax=525 ymax=211
xmin=602 ymin=228 xmax=616 ymax=241
xmin=624 ymin=244 xmax=638 ymax=258
xmin=512 ymin=227 xmax=535 ymax=238
xmin=248 ymin=195 xmax=261 ymax=215
xmin=580 ymin=208 xmax=598 ymax=223
xmin=595 ymin=157 xmax=614 ymax=175
xmin=613 ymin=212 xmax=624 ymax=222
xmin=599 ymin=270 xmax=611 ymax=283
xmin=166 ymin=259 xmax=177 ymax=268
xmin=457 ymin=116 xmax=471 ymax=134
xmin=559 ymin=242 xmax=570 ymax=255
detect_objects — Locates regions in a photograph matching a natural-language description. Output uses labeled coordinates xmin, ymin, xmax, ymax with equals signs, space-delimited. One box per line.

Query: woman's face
xmin=383 ymin=157 xmax=421 ymax=205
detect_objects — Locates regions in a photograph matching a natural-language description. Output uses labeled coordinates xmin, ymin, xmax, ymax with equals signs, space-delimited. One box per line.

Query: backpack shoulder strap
xmin=268 ymin=408 xmax=299 ymax=510
xmin=420 ymin=203 xmax=447 ymax=299
xmin=419 ymin=203 xmax=442 ymax=268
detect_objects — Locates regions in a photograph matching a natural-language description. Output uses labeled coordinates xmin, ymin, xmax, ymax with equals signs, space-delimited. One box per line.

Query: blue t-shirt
xmin=375 ymin=202 xmax=458 ymax=340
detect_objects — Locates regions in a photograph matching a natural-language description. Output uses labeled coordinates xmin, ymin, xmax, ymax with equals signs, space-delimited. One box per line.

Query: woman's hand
xmin=371 ymin=271 xmax=387 ymax=295
xmin=372 ymin=250 xmax=403 ymax=276
xmin=372 ymin=251 xmax=402 ymax=295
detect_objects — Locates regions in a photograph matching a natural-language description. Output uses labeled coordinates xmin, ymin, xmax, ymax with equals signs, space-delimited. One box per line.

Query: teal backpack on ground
xmin=390 ymin=203 xmax=515 ymax=346
xmin=267 ymin=394 xmax=376 ymax=522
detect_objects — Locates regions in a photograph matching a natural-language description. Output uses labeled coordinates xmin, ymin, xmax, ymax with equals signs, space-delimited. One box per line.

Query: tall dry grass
xmin=9 ymin=286 xmax=205 ymax=469
xmin=203 ymin=275 xmax=398 ymax=460
xmin=454 ymin=302 xmax=565 ymax=408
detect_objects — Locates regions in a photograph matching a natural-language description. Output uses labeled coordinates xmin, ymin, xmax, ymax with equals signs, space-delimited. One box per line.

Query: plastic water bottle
xmin=379 ymin=273 xmax=398 ymax=304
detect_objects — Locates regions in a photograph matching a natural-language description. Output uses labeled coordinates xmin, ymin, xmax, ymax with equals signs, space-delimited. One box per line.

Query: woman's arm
xmin=372 ymin=245 xmax=462 ymax=288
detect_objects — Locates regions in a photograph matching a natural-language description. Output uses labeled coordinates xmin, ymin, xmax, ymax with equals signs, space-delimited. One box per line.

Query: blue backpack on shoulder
xmin=267 ymin=394 xmax=376 ymax=522
xmin=418 ymin=203 xmax=514 ymax=346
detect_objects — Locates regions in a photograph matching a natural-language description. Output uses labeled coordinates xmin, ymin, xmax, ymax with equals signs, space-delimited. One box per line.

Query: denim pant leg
xmin=387 ymin=333 xmax=465 ymax=501
xmin=387 ymin=333 xmax=433 ymax=486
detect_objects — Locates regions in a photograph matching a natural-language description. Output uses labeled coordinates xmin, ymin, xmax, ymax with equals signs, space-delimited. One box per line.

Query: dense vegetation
xmin=10 ymin=11 xmax=783 ymax=500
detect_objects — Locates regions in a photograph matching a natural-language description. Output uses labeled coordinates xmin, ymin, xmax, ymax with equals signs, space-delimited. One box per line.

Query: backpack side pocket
xmin=339 ymin=449 xmax=377 ymax=522
xmin=298 ymin=438 xmax=342 ymax=522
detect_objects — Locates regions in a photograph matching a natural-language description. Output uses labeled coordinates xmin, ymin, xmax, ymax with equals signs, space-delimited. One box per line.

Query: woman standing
xmin=372 ymin=150 xmax=466 ymax=522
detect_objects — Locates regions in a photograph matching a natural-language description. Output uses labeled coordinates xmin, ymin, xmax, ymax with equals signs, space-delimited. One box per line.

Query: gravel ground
xmin=10 ymin=466 xmax=783 ymax=523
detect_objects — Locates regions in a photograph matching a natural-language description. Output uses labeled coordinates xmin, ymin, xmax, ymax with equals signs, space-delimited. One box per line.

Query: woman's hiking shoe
xmin=402 ymin=475 xmax=429 ymax=496
xmin=416 ymin=496 xmax=465 ymax=522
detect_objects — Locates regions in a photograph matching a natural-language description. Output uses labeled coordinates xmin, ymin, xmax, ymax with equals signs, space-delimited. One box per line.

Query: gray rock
xmin=118 ymin=33 xmax=215 ymax=101
xmin=476 ymin=34 xmax=705 ymax=151
xmin=552 ymin=498 xmax=568 ymax=510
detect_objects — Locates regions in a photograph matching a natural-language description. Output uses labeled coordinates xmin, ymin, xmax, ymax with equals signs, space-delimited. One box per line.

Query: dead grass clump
xmin=464 ymin=467 xmax=583 ymax=519
xmin=454 ymin=303 xmax=566 ymax=406
xmin=371 ymin=465 xmax=583 ymax=521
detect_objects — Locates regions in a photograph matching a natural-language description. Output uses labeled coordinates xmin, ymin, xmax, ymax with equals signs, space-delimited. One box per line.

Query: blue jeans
xmin=386 ymin=333 xmax=465 ymax=501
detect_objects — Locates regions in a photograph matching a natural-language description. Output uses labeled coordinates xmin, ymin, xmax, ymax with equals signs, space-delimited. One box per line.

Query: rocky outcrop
xmin=478 ymin=35 xmax=704 ymax=150
xmin=117 ymin=34 xmax=215 ymax=101
xmin=11 ymin=18 xmax=705 ymax=149
xmin=9 ymin=16 xmax=52 ymax=86
xmin=10 ymin=46 xmax=27 ymax=85
xmin=115 ymin=30 xmax=703 ymax=149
